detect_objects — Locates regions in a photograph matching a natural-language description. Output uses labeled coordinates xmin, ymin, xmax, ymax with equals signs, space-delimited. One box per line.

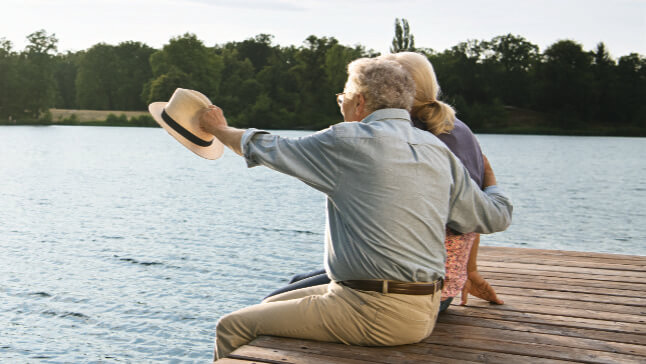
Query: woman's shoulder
xmin=449 ymin=118 xmax=476 ymax=138
xmin=437 ymin=119 xmax=479 ymax=150
xmin=437 ymin=118 xmax=485 ymax=187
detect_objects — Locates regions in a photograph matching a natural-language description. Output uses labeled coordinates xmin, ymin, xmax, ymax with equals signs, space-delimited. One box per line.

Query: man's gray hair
xmin=344 ymin=58 xmax=415 ymax=113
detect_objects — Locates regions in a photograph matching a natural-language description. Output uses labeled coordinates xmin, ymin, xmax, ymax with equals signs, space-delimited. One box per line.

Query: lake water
xmin=1 ymin=126 xmax=645 ymax=362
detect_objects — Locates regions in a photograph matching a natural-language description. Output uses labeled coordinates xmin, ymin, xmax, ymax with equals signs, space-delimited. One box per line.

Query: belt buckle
xmin=382 ymin=280 xmax=389 ymax=294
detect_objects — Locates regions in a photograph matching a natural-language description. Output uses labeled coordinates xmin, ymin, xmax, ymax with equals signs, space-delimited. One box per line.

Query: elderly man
xmin=200 ymin=57 xmax=512 ymax=361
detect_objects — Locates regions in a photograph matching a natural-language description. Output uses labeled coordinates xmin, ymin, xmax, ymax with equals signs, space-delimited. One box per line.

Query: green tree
xmin=144 ymin=33 xmax=222 ymax=104
xmin=75 ymin=42 xmax=154 ymax=110
xmin=590 ymin=42 xmax=617 ymax=122
xmin=291 ymin=35 xmax=341 ymax=127
xmin=390 ymin=18 xmax=415 ymax=53
xmin=615 ymin=53 xmax=646 ymax=126
xmin=16 ymin=30 xmax=59 ymax=118
xmin=484 ymin=34 xmax=539 ymax=107
xmin=428 ymin=39 xmax=508 ymax=129
xmin=53 ymin=51 xmax=80 ymax=109
xmin=234 ymin=34 xmax=276 ymax=73
xmin=212 ymin=47 xmax=259 ymax=125
xmin=113 ymin=41 xmax=155 ymax=110
xmin=214 ymin=34 xmax=283 ymax=127
xmin=75 ymin=43 xmax=119 ymax=109
xmin=537 ymin=40 xmax=594 ymax=126
xmin=143 ymin=67 xmax=191 ymax=106
xmin=0 ymin=38 xmax=19 ymax=118
xmin=252 ymin=45 xmax=301 ymax=128
xmin=431 ymin=40 xmax=493 ymax=104
xmin=25 ymin=29 xmax=57 ymax=54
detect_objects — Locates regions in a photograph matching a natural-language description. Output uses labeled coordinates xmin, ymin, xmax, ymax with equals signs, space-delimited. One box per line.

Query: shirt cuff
xmin=241 ymin=128 xmax=270 ymax=167
xmin=483 ymin=185 xmax=501 ymax=194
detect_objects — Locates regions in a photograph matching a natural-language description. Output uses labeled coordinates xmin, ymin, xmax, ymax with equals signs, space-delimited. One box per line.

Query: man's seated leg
xmin=215 ymin=283 xmax=331 ymax=360
xmin=263 ymin=282 xmax=328 ymax=303
xmin=215 ymin=282 xmax=441 ymax=360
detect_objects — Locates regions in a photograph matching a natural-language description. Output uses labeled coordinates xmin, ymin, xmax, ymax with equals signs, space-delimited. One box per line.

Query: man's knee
xmin=215 ymin=310 xmax=254 ymax=360
xmin=217 ymin=308 xmax=258 ymax=341
xmin=216 ymin=311 xmax=242 ymax=337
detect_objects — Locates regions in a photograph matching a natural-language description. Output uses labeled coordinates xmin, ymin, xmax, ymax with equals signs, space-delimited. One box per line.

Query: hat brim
xmin=149 ymin=102 xmax=224 ymax=160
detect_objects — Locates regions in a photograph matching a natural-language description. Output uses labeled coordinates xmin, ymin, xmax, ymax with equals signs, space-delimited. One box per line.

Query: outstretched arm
xmin=199 ymin=105 xmax=341 ymax=194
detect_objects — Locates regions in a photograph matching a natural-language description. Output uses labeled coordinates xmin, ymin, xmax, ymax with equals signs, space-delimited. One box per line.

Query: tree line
xmin=0 ymin=24 xmax=644 ymax=134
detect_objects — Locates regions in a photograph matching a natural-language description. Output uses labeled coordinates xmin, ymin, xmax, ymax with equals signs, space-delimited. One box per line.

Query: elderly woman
xmin=202 ymin=56 xmax=511 ymax=361
xmin=383 ymin=51 xmax=504 ymax=309
xmin=266 ymin=52 xmax=504 ymax=311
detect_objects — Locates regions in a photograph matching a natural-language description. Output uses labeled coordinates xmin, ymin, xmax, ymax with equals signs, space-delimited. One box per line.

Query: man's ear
xmin=356 ymin=94 xmax=366 ymax=118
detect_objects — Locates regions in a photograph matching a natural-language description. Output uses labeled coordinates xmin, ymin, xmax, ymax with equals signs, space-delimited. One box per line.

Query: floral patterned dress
xmin=442 ymin=229 xmax=478 ymax=300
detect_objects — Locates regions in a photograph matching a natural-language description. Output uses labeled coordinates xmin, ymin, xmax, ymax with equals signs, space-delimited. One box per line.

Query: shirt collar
xmin=360 ymin=108 xmax=412 ymax=124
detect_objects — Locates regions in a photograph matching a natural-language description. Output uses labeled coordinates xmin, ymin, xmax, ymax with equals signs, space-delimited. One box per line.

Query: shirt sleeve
xmin=241 ymin=127 xmax=341 ymax=195
xmin=446 ymin=156 xmax=513 ymax=234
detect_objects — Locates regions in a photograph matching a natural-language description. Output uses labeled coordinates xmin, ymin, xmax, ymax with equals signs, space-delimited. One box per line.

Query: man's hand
xmin=482 ymin=154 xmax=497 ymax=188
xmin=200 ymin=105 xmax=228 ymax=135
xmin=199 ymin=105 xmax=245 ymax=156
xmin=460 ymin=270 xmax=504 ymax=305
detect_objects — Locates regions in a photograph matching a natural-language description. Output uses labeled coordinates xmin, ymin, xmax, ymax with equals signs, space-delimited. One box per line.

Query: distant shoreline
xmin=50 ymin=108 xmax=149 ymax=121
xmin=1 ymin=108 xmax=644 ymax=137
xmin=4 ymin=121 xmax=643 ymax=137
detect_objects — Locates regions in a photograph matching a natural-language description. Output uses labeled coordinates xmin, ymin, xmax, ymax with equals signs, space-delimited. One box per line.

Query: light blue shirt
xmin=241 ymin=109 xmax=512 ymax=282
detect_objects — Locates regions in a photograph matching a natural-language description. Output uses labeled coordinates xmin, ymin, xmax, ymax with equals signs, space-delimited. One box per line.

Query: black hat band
xmin=162 ymin=109 xmax=214 ymax=147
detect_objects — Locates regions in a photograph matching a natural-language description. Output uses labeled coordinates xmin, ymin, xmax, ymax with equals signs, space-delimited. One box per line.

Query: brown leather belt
xmin=340 ymin=279 xmax=443 ymax=295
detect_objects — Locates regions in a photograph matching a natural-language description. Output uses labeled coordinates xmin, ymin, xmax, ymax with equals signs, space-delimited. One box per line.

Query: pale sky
xmin=2 ymin=0 xmax=645 ymax=58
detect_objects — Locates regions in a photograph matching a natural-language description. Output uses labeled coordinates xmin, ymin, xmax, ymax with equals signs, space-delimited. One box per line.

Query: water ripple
xmin=117 ymin=257 xmax=164 ymax=266
xmin=29 ymin=292 xmax=52 ymax=297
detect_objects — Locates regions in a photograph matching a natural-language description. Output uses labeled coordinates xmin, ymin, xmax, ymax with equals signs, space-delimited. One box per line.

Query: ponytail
xmin=378 ymin=52 xmax=456 ymax=135
xmin=411 ymin=98 xmax=456 ymax=135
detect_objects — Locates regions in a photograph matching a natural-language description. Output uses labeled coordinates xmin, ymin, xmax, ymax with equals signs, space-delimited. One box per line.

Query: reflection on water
xmin=1 ymin=126 xmax=644 ymax=362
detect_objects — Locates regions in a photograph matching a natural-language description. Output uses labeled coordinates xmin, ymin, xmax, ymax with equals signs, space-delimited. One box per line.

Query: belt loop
xmin=382 ymin=280 xmax=388 ymax=294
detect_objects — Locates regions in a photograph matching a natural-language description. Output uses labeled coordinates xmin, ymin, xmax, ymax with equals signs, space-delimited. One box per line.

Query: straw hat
xmin=148 ymin=88 xmax=224 ymax=160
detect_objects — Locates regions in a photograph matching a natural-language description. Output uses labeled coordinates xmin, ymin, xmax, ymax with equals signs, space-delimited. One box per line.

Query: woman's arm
xmin=460 ymin=232 xmax=504 ymax=305
xmin=460 ymin=154 xmax=505 ymax=305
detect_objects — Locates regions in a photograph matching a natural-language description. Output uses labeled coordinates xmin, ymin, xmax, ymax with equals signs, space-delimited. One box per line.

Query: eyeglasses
xmin=336 ymin=93 xmax=345 ymax=106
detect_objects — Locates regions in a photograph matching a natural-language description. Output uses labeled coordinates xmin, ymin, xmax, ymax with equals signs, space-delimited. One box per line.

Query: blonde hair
xmin=381 ymin=52 xmax=455 ymax=135
xmin=344 ymin=58 xmax=415 ymax=114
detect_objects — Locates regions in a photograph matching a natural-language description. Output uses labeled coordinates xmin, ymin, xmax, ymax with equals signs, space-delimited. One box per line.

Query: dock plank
xmin=469 ymin=294 xmax=646 ymax=316
xmin=424 ymin=331 xmax=645 ymax=363
xmin=467 ymin=301 xmax=646 ymax=325
xmin=477 ymin=261 xmax=646 ymax=278
xmin=217 ymin=359 xmax=265 ymax=364
xmin=484 ymin=277 xmax=646 ymax=298
xmin=431 ymin=322 xmax=646 ymax=356
xmin=478 ymin=265 xmax=646 ymax=283
xmin=478 ymin=246 xmax=646 ymax=262
xmin=438 ymin=313 xmax=646 ymax=346
xmin=230 ymin=345 xmax=377 ymax=364
xmin=240 ymin=337 xmax=458 ymax=364
xmin=475 ymin=271 xmax=646 ymax=291
xmin=446 ymin=304 xmax=645 ymax=335
xmin=223 ymin=247 xmax=646 ymax=363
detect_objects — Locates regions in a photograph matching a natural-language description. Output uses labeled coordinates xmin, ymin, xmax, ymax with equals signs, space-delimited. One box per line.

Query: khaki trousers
xmin=214 ymin=281 xmax=441 ymax=361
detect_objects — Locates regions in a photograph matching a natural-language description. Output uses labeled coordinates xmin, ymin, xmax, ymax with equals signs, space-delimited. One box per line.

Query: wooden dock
xmin=221 ymin=246 xmax=646 ymax=363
